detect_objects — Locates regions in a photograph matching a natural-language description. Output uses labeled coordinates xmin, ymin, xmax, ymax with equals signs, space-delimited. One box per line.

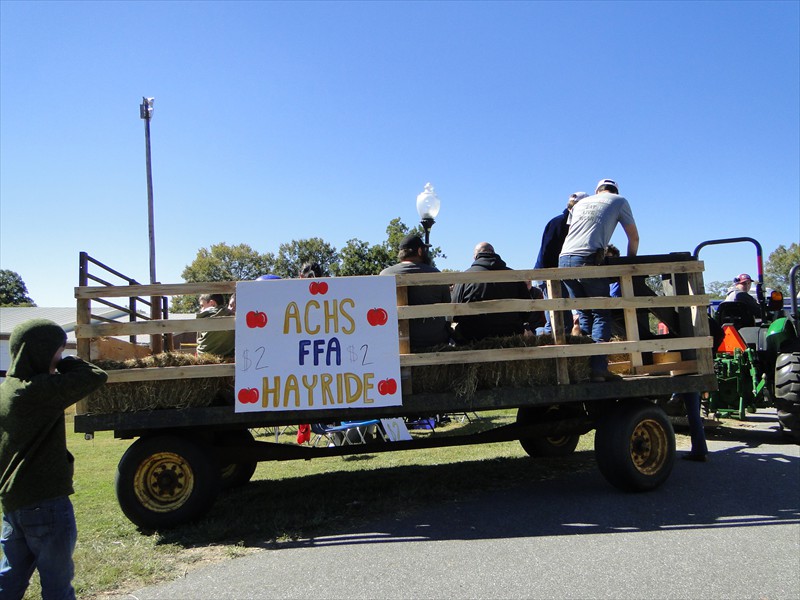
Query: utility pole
xmin=140 ymin=97 xmax=157 ymax=284
xmin=139 ymin=97 xmax=163 ymax=352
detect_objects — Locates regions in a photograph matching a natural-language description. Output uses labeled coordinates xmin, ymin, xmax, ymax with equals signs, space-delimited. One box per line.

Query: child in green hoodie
xmin=1 ymin=319 xmax=107 ymax=600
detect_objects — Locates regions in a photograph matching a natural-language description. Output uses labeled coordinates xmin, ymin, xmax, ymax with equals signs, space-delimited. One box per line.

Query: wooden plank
xmin=75 ymin=281 xmax=237 ymax=299
xmin=105 ymin=362 xmax=235 ymax=383
xmin=619 ymin=275 xmax=643 ymax=369
xmin=547 ymin=279 xmax=570 ymax=384
xmin=395 ymin=285 xmax=413 ymax=397
xmin=73 ymin=261 xmax=706 ymax=300
xmin=392 ymin=261 xmax=705 ymax=286
xmin=688 ymin=271 xmax=715 ymax=377
xmin=396 ymin=294 xmax=710 ymax=319
xmin=77 ymin=316 xmax=235 ymax=338
xmin=400 ymin=336 xmax=713 ymax=367
xmin=75 ymin=298 xmax=91 ymax=415
xmin=633 ymin=359 xmax=698 ymax=375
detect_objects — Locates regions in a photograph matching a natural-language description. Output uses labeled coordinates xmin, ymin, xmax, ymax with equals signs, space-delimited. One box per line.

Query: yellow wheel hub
xmin=629 ymin=419 xmax=669 ymax=475
xmin=133 ymin=452 xmax=195 ymax=513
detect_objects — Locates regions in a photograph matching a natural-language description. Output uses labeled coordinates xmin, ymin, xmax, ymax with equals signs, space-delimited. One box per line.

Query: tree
xmin=0 ymin=269 xmax=35 ymax=306
xmin=765 ymin=243 xmax=800 ymax=293
xmin=267 ymin=238 xmax=339 ymax=279
xmin=335 ymin=238 xmax=393 ymax=276
xmin=705 ymin=280 xmax=731 ymax=300
xmin=172 ymin=243 xmax=272 ymax=313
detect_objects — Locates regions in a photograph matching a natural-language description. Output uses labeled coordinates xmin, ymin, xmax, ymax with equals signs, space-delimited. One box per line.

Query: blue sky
xmin=1 ymin=0 xmax=798 ymax=307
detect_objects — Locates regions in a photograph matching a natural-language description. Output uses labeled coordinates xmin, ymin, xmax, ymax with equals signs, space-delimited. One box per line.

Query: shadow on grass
xmin=155 ymin=423 xmax=800 ymax=552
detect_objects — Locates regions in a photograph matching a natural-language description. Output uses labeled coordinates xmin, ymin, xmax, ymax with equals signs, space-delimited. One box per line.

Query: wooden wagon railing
xmin=73 ymin=256 xmax=715 ymax=416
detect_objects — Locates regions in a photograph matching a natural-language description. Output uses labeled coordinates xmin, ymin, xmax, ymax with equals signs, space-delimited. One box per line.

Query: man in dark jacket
xmin=1 ymin=319 xmax=107 ymax=599
xmin=451 ymin=242 xmax=530 ymax=342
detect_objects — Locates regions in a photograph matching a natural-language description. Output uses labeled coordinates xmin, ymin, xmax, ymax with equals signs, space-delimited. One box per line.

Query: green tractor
xmin=695 ymin=237 xmax=800 ymax=438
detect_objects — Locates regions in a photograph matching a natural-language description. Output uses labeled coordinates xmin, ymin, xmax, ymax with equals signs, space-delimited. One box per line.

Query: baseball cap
xmin=399 ymin=234 xmax=426 ymax=251
xmin=595 ymin=178 xmax=619 ymax=193
xmin=734 ymin=273 xmax=753 ymax=284
xmin=570 ymin=191 xmax=589 ymax=202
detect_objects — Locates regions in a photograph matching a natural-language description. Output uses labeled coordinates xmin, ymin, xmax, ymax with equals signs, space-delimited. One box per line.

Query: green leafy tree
xmin=0 ymin=269 xmax=35 ymax=306
xmin=764 ymin=243 xmax=800 ymax=292
xmin=705 ymin=280 xmax=732 ymax=300
xmin=268 ymin=238 xmax=339 ymax=279
xmin=172 ymin=243 xmax=272 ymax=313
xmin=383 ymin=217 xmax=446 ymax=266
xmin=335 ymin=238 xmax=393 ymax=276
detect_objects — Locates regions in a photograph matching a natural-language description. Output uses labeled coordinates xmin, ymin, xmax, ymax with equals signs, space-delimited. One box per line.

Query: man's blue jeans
xmin=558 ymin=254 xmax=611 ymax=372
xmin=0 ymin=496 xmax=77 ymax=600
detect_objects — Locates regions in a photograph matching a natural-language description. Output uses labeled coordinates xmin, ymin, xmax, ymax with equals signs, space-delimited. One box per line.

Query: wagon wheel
xmin=517 ymin=405 xmax=581 ymax=457
xmin=594 ymin=400 xmax=675 ymax=492
xmin=215 ymin=429 xmax=258 ymax=490
xmin=115 ymin=435 xmax=220 ymax=529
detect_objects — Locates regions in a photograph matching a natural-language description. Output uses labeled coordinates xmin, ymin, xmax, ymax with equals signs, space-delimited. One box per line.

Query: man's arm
xmin=623 ymin=223 xmax=639 ymax=257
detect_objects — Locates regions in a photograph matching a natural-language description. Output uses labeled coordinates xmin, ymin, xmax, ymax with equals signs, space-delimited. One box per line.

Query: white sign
xmin=234 ymin=276 xmax=402 ymax=412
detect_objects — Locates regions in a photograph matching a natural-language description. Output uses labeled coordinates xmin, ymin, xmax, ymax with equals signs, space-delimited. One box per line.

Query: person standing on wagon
xmin=558 ymin=178 xmax=640 ymax=382
xmin=1 ymin=319 xmax=108 ymax=599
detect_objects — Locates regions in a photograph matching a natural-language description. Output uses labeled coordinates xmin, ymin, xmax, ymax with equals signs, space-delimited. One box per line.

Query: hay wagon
xmin=73 ymin=253 xmax=715 ymax=529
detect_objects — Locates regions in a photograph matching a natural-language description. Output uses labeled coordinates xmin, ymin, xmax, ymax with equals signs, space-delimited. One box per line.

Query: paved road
xmin=129 ymin=416 xmax=800 ymax=600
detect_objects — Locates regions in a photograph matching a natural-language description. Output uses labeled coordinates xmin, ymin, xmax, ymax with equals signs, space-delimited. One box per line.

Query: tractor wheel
xmin=595 ymin=401 xmax=675 ymax=492
xmin=216 ymin=430 xmax=258 ymax=490
xmin=517 ymin=406 xmax=581 ymax=458
xmin=775 ymin=352 xmax=800 ymax=435
xmin=115 ymin=435 xmax=221 ymax=529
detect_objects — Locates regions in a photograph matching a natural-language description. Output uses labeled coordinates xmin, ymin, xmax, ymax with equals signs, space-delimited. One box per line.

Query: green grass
xmin=3 ymin=411 xmax=618 ymax=598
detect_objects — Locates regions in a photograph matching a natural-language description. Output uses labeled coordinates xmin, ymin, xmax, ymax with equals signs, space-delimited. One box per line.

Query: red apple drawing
xmin=367 ymin=307 xmax=388 ymax=326
xmin=309 ymin=281 xmax=329 ymax=295
xmin=246 ymin=311 xmax=268 ymax=328
xmin=237 ymin=388 xmax=259 ymax=404
xmin=377 ymin=378 xmax=397 ymax=395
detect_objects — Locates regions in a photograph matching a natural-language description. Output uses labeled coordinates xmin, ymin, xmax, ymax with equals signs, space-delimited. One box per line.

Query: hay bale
xmin=88 ymin=353 xmax=231 ymax=413
xmin=411 ymin=334 xmax=593 ymax=399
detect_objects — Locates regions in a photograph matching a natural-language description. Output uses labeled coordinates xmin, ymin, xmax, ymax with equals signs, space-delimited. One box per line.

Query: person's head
xmin=398 ymin=234 xmax=428 ymax=263
xmin=473 ymin=242 xmax=495 ymax=258
xmin=567 ymin=191 xmax=588 ymax=210
xmin=605 ymin=244 xmax=621 ymax=258
xmin=734 ymin=273 xmax=753 ymax=290
xmin=228 ymin=293 xmax=236 ymax=313
xmin=199 ymin=293 xmax=225 ymax=308
xmin=595 ymin=178 xmax=619 ymax=195
xmin=7 ymin=319 xmax=68 ymax=379
xmin=300 ymin=262 xmax=322 ymax=279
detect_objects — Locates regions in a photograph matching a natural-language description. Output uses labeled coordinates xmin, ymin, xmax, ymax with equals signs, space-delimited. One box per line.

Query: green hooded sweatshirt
xmin=0 ymin=319 xmax=107 ymax=512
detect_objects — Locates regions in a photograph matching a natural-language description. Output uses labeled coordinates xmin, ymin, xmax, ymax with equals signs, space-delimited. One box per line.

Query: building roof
xmin=0 ymin=306 xmax=132 ymax=342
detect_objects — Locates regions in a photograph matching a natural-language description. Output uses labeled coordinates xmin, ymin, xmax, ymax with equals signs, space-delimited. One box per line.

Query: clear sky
xmin=1 ymin=0 xmax=798 ymax=307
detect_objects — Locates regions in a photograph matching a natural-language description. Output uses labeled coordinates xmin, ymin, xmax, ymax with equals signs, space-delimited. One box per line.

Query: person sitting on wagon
xmin=380 ymin=234 xmax=451 ymax=350
xmin=451 ymin=242 xmax=530 ymax=342
xmin=196 ymin=293 xmax=235 ymax=359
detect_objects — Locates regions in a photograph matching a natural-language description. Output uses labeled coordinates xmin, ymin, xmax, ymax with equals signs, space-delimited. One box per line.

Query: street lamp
xmin=416 ymin=182 xmax=441 ymax=246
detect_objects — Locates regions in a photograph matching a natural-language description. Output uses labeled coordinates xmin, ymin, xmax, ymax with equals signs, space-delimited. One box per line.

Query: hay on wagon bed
xmin=88 ymin=353 xmax=232 ymax=414
xmin=410 ymin=334 xmax=594 ymax=399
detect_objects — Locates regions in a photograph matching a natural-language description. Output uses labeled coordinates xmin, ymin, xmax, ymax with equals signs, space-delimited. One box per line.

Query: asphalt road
xmin=129 ymin=415 xmax=800 ymax=600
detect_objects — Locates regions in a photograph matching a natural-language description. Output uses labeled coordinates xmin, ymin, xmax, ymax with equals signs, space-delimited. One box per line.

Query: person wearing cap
xmin=451 ymin=242 xmax=531 ymax=342
xmin=558 ymin=178 xmax=639 ymax=383
xmin=534 ymin=191 xmax=588 ymax=334
xmin=380 ymin=234 xmax=451 ymax=350
xmin=724 ymin=273 xmax=761 ymax=319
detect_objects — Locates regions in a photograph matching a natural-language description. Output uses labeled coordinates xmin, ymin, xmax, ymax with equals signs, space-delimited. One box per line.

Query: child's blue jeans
xmin=0 ymin=495 xmax=77 ymax=600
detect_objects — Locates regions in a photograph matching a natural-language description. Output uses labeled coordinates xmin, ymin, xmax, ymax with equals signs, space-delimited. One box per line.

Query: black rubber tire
xmin=115 ymin=435 xmax=221 ymax=529
xmin=775 ymin=352 xmax=800 ymax=400
xmin=594 ymin=401 xmax=675 ymax=492
xmin=216 ymin=430 xmax=258 ymax=490
xmin=517 ymin=406 xmax=581 ymax=458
